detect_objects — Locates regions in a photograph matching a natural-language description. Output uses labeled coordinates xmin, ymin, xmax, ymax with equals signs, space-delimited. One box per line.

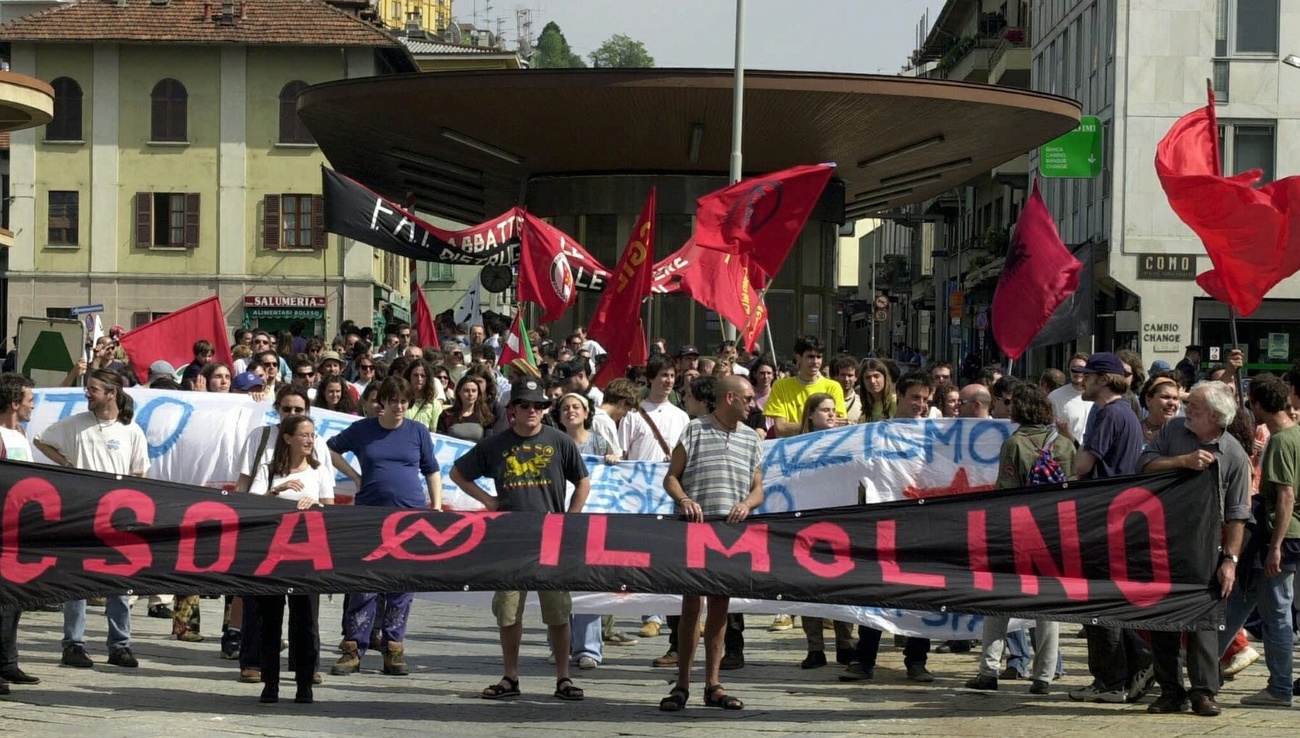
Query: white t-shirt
xmin=34 ymin=412 xmax=149 ymax=476
xmin=248 ymin=462 xmax=335 ymax=503
xmin=1048 ymin=384 xmax=1094 ymax=444
xmin=238 ymin=425 xmax=325 ymax=478
xmin=580 ymin=339 xmax=607 ymax=359
xmin=619 ymin=399 xmax=690 ymax=462
xmin=590 ymin=408 xmax=623 ymax=457
xmin=0 ymin=426 xmax=32 ymax=461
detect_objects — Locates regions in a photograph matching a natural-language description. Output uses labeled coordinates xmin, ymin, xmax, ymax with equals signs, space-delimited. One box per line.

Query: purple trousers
xmin=343 ymin=592 xmax=413 ymax=654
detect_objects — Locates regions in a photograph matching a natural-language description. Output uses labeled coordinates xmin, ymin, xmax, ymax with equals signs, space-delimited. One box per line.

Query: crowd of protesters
xmin=0 ymin=315 xmax=1297 ymax=717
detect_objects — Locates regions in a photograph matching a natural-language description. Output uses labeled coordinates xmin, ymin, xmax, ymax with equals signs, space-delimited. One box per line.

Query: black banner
xmin=322 ymin=168 xmax=610 ymax=292
xmin=0 ymin=461 xmax=1222 ymax=630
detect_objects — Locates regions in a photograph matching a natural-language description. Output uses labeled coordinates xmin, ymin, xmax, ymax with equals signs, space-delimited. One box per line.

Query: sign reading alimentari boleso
xmin=1039 ymin=115 xmax=1102 ymax=178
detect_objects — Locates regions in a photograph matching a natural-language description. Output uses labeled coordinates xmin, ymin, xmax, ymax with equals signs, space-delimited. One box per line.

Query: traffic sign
xmin=874 ymin=295 xmax=889 ymax=310
xmin=71 ymin=304 xmax=104 ymax=316
xmin=1039 ymin=115 xmax=1102 ymax=178
xmin=976 ymin=313 xmax=989 ymax=331
xmin=873 ymin=309 xmax=888 ymax=323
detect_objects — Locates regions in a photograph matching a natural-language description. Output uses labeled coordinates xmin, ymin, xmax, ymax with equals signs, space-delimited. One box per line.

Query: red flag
xmin=1156 ymin=85 xmax=1300 ymax=316
xmin=118 ymin=296 xmax=232 ymax=384
xmin=651 ymin=238 xmax=769 ymax=352
xmin=497 ymin=312 xmax=535 ymax=367
xmin=693 ymin=164 xmax=835 ymax=279
xmin=587 ymin=189 xmax=655 ymax=384
xmin=990 ymin=180 xmax=1081 ymax=360
xmin=410 ymin=279 xmax=440 ymax=351
xmin=518 ymin=212 xmax=578 ymax=323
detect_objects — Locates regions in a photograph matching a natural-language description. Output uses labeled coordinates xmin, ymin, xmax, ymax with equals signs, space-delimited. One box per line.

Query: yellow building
xmin=0 ymin=0 xmax=418 ymax=338
xmin=376 ymin=0 xmax=451 ymax=33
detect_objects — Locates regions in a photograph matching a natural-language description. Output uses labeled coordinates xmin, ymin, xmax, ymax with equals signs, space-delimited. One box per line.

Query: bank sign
xmin=1039 ymin=116 xmax=1102 ymax=178
xmin=1136 ymin=254 xmax=1197 ymax=281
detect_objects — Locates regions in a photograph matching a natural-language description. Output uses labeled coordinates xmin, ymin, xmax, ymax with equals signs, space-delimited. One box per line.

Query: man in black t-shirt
xmin=451 ymin=378 xmax=591 ymax=703
xmin=1069 ymin=352 xmax=1153 ymax=706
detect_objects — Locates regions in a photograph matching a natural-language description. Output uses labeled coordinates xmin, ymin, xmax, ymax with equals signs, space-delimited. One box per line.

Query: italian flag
xmin=498 ymin=311 xmax=535 ymax=366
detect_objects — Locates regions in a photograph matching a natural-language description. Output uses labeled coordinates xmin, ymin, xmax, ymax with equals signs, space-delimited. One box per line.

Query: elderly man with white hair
xmin=1137 ymin=380 xmax=1252 ymax=717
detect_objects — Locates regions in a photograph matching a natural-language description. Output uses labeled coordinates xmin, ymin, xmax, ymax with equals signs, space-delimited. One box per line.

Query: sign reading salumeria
xmin=0 ymin=460 xmax=1221 ymax=631
xmin=321 ymin=167 xmax=611 ymax=292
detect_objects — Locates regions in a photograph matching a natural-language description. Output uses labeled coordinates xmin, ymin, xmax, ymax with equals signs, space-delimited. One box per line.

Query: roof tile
xmin=0 ymin=0 xmax=402 ymax=48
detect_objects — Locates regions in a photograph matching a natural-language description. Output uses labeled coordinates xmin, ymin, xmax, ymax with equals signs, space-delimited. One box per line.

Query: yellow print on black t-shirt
xmin=501 ymin=443 xmax=555 ymax=489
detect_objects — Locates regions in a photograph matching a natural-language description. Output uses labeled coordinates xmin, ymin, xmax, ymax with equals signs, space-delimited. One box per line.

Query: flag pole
xmin=1228 ymin=306 xmax=1244 ymax=407
xmin=722 ymin=0 xmax=746 ymax=344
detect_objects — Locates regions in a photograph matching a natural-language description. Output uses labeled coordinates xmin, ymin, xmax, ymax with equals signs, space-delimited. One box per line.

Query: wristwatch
xmin=1221 ymin=553 xmax=1239 ymax=564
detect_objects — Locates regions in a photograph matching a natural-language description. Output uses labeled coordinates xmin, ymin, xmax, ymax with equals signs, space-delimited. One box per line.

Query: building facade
xmin=1035 ymin=0 xmax=1298 ymax=371
xmin=0 ymin=0 xmax=418 ymax=340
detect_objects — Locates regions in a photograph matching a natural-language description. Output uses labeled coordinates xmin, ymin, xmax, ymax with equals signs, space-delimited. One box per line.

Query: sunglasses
xmin=261 ymin=362 xmax=278 ymax=369
xmin=513 ymin=402 xmax=550 ymax=411
xmin=294 ymin=371 xmax=314 ymax=379
xmin=358 ymin=364 xmax=375 ymax=371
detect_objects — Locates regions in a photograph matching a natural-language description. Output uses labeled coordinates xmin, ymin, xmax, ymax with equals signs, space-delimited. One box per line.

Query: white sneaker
xmin=768 ymin=615 xmax=794 ymax=631
xmin=577 ymin=656 xmax=598 ymax=670
xmin=1222 ymin=646 xmax=1261 ymax=677
xmin=603 ymin=630 xmax=639 ymax=647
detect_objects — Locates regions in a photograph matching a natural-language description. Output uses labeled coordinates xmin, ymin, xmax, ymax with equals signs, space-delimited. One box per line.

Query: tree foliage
xmin=533 ymin=21 xmax=586 ymax=68
xmin=588 ymin=33 xmax=654 ymax=68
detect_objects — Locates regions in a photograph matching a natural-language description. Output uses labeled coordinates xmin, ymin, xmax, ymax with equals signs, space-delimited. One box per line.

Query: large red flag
xmin=410 ymin=279 xmax=441 ymax=350
xmin=588 ymin=189 xmax=655 ymax=385
xmin=118 ymin=296 xmax=232 ymax=384
xmin=651 ymin=238 xmax=769 ymax=352
xmin=518 ymin=212 xmax=578 ymax=324
xmin=991 ymin=180 xmax=1081 ymax=360
xmin=693 ymin=164 xmax=835 ymax=279
xmin=1156 ymin=86 xmax=1300 ymax=316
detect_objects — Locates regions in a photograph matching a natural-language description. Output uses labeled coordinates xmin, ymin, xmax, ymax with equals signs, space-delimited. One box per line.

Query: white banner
xmin=26 ymin=389 xmax=1024 ymax=636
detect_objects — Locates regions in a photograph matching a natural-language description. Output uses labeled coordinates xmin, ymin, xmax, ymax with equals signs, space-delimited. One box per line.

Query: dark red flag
xmin=588 ymin=190 xmax=655 ymax=385
xmin=991 ymin=181 xmax=1081 ymax=360
xmin=1156 ymin=86 xmax=1300 ymax=316
xmin=651 ymin=238 xmax=769 ymax=352
xmin=693 ymin=164 xmax=835 ymax=279
xmin=410 ymin=279 xmax=441 ymax=350
xmin=118 ymin=296 xmax=232 ymax=384
xmin=518 ymin=212 xmax=578 ymax=324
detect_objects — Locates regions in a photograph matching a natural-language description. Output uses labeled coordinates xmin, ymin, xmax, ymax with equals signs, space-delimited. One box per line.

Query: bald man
xmin=958 ymin=384 xmax=992 ymax=419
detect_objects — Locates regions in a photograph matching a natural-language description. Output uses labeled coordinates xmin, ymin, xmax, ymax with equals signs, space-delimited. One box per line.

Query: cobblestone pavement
xmin=0 ymin=598 xmax=1294 ymax=737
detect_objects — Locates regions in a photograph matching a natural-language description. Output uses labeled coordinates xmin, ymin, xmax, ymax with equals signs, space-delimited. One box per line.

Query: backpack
xmin=1027 ymin=430 xmax=1067 ymax=486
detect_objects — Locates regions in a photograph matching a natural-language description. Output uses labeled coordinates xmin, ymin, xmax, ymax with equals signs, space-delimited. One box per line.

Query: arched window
xmin=46 ymin=77 xmax=82 ymax=141
xmin=150 ymin=78 xmax=187 ymax=142
xmin=278 ymin=81 xmax=313 ymax=145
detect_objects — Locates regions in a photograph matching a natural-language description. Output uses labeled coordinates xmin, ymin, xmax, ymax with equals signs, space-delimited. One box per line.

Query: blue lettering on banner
xmin=43 ymin=392 xmax=87 ymax=423
xmin=134 ymin=396 xmax=194 ymax=459
xmin=967 ymin=420 xmax=1011 ymax=464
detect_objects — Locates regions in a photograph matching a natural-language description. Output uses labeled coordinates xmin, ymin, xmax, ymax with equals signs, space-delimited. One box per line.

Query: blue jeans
xmin=569 ymin=614 xmax=603 ymax=663
xmin=1219 ymin=568 xmax=1295 ymax=699
xmin=62 ymin=597 xmax=131 ymax=652
xmin=1005 ymin=629 xmax=1031 ymax=676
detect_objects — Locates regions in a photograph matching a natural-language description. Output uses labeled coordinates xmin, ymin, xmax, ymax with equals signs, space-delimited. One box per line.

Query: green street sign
xmin=1039 ymin=115 xmax=1102 ymax=178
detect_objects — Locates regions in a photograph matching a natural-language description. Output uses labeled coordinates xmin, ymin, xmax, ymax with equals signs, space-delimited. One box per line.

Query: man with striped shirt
xmin=658 ymin=375 xmax=763 ymax=713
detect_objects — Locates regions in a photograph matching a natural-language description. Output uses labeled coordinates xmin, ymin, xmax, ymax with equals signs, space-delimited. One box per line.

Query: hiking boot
xmin=800 ymin=650 xmax=827 ymax=669
xmin=720 ymin=651 xmax=745 ymax=670
xmin=331 ymin=640 xmax=361 ymax=675
xmin=906 ymin=664 xmax=934 ymax=683
xmin=638 ymin=621 xmax=661 ymax=638
xmin=61 ymin=644 xmax=94 ymax=669
xmin=107 ymin=648 xmax=138 ymax=668
xmin=382 ymin=642 xmax=408 ymax=676
xmin=838 ymin=662 xmax=873 ymax=682
xmin=147 ymin=604 xmax=173 ymax=619
xmin=1068 ymin=682 xmax=1126 ymax=703
xmin=965 ymin=674 xmax=998 ymax=690
xmin=651 ymin=649 xmax=678 ymax=667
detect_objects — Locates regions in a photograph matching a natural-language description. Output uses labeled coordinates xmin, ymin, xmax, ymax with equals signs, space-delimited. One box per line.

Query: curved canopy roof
xmin=299 ymin=68 xmax=1081 ymax=224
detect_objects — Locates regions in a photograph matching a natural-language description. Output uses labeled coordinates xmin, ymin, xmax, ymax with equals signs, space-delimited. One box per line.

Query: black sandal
xmin=554 ymin=677 xmax=584 ymax=701
xmin=704 ymin=683 xmax=743 ymax=710
xmin=481 ymin=676 xmax=520 ymax=700
xmin=659 ymin=685 xmax=689 ymax=712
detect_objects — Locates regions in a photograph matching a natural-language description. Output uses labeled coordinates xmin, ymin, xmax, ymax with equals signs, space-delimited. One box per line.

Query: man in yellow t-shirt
xmin=763 ymin=335 xmax=847 ymax=437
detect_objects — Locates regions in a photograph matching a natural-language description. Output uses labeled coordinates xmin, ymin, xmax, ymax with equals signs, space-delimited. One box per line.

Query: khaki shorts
xmin=492 ymin=590 xmax=572 ymax=628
